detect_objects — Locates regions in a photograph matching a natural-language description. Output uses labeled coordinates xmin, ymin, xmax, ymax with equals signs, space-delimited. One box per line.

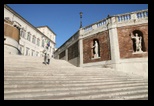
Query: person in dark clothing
xmin=42 ymin=46 xmax=48 ymax=65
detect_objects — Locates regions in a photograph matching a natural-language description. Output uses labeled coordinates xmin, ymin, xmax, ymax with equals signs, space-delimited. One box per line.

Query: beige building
xmin=4 ymin=4 xmax=56 ymax=57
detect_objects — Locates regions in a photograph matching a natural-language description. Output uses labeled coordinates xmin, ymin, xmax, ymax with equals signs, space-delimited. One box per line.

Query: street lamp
xmin=80 ymin=12 xmax=83 ymax=28
xmin=106 ymin=14 xmax=111 ymax=60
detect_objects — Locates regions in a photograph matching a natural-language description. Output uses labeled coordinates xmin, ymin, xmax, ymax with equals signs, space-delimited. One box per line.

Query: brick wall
xmin=83 ymin=31 xmax=111 ymax=63
xmin=117 ymin=23 xmax=148 ymax=59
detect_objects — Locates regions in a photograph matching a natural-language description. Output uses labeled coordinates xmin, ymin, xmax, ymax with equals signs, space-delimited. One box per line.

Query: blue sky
xmin=7 ymin=4 xmax=148 ymax=48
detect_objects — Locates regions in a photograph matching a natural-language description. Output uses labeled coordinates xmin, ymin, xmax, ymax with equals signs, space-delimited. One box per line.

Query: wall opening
xmin=131 ymin=30 xmax=146 ymax=52
xmin=91 ymin=39 xmax=100 ymax=58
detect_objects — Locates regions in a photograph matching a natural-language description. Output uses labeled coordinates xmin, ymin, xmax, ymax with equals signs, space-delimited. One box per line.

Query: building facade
xmin=54 ymin=9 xmax=148 ymax=78
xmin=4 ymin=4 xmax=56 ymax=57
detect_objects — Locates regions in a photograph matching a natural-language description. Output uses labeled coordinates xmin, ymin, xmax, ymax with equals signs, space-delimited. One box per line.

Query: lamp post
xmin=80 ymin=12 xmax=83 ymax=28
xmin=106 ymin=14 xmax=111 ymax=60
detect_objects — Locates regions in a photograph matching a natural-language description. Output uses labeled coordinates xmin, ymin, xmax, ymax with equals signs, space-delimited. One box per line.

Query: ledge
xmin=132 ymin=51 xmax=147 ymax=54
xmin=91 ymin=57 xmax=101 ymax=60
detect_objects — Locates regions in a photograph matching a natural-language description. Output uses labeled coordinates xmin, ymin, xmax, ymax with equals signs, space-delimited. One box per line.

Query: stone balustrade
xmin=81 ymin=9 xmax=148 ymax=35
xmin=83 ymin=25 xmax=93 ymax=32
xmin=117 ymin=14 xmax=131 ymax=22
xmin=136 ymin=10 xmax=148 ymax=19
xmin=97 ymin=19 xmax=107 ymax=27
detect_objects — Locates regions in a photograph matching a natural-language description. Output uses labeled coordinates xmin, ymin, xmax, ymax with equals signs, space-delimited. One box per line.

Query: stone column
xmin=65 ymin=49 xmax=68 ymax=61
xmin=107 ymin=17 xmax=120 ymax=70
xmin=78 ymin=28 xmax=84 ymax=67
xmin=78 ymin=38 xmax=83 ymax=67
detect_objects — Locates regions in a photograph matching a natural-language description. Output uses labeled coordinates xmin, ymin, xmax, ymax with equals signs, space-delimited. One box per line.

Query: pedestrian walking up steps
xmin=4 ymin=54 xmax=148 ymax=100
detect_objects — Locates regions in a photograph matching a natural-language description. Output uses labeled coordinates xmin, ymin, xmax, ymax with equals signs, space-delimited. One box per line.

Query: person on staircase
xmin=47 ymin=53 xmax=50 ymax=65
xmin=42 ymin=46 xmax=49 ymax=65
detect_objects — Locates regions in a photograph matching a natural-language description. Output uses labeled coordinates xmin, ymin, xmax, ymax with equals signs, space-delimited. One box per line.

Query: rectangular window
xmin=26 ymin=47 xmax=29 ymax=56
xmin=20 ymin=30 xmax=23 ymax=37
xmin=27 ymin=32 xmax=31 ymax=41
xmin=32 ymin=36 xmax=36 ymax=44
xmin=36 ymin=52 xmax=39 ymax=56
xmin=23 ymin=31 xmax=26 ymax=39
xmin=31 ymin=50 xmax=33 ymax=56
xmin=37 ymin=39 xmax=40 ymax=46
xmin=42 ymin=40 xmax=44 ymax=47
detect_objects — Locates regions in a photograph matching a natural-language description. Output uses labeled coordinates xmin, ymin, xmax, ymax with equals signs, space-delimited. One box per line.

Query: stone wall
xmin=68 ymin=41 xmax=79 ymax=60
xmin=117 ymin=23 xmax=148 ymax=59
xmin=83 ymin=31 xmax=111 ymax=63
xmin=59 ymin=50 xmax=65 ymax=59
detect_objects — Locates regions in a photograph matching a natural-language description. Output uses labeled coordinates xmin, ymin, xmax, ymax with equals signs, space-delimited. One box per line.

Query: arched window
xmin=130 ymin=30 xmax=146 ymax=53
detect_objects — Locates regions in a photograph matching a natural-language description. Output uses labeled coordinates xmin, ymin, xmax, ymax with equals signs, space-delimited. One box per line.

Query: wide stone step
xmin=4 ymin=67 xmax=79 ymax=71
xmin=4 ymin=60 xmax=73 ymax=65
xmin=4 ymin=83 xmax=148 ymax=93
xmin=4 ymin=63 xmax=76 ymax=67
xmin=4 ymin=80 xmax=148 ymax=89
xmin=4 ymin=87 xmax=148 ymax=100
xmin=3 ymin=67 xmax=124 ymax=74
xmin=4 ymin=69 xmax=117 ymax=75
xmin=4 ymin=72 xmax=146 ymax=79
xmin=4 ymin=79 xmax=147 ymax=85
xmin=4 ymin=75 xmax=147 ymax=81
xmin=4 ymin=71 xmax=119 ymax=76
xmin=5 ymin=85 xmax=148 ymax=95
xmin=92 ymin=93 xmax=148 ymax=100
xmin=4 ymin=70 xmax=146 ymax=77
xmin=4 ymin=77 xmax=146 ymax=83
xmin=4 ymin=80 xmax=148 ymax=88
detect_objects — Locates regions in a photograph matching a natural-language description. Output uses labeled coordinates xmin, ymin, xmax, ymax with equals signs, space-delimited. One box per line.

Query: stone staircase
xmin=4 ymin=54 xmax=148 ymax=100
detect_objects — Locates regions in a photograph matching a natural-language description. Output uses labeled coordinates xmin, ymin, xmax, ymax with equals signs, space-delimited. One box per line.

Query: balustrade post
xmin=110 ymin=16 xmax=116 ymax=24
xmin=79 ymin=28 xmax=84 ymax=37
xmin=131 ymin=13 xmax=137 ymax=21
xmin=92 ymin=24 xmax=97 ymax=30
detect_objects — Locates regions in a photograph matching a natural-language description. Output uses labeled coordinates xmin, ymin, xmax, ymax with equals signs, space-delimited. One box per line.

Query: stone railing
xmin=80 ymin=9 xmax=148 ymax=35
xmin=136 ymin=10 xmax=148 ymax=19
xmin=117 ymin=14 xmax=131 ymax=22
xmin=97 ymin=19 xmax=107 ymax=27
xmin=83 ymin=25 xmax=93 ymax=32
xmin=116 ymin=9 xmax=148 ymax=22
